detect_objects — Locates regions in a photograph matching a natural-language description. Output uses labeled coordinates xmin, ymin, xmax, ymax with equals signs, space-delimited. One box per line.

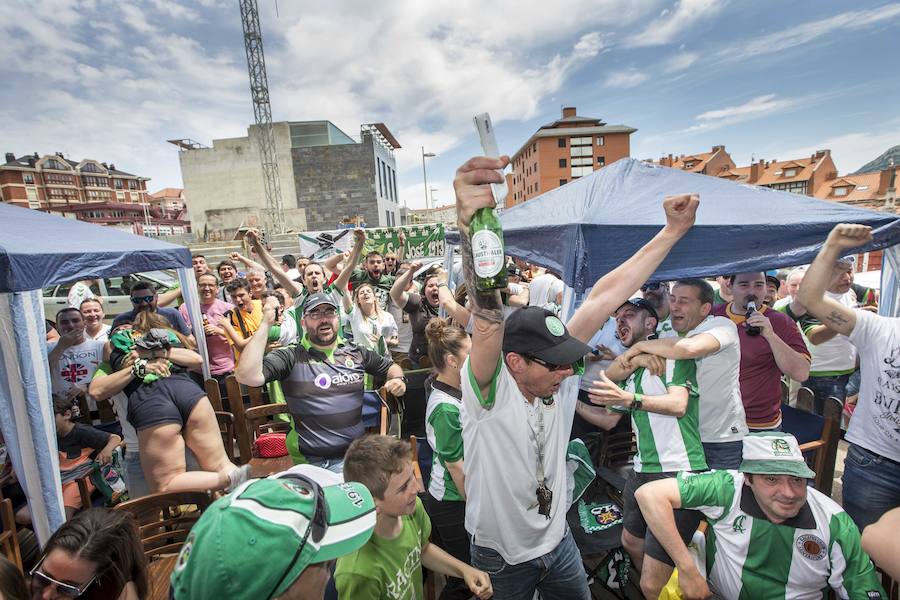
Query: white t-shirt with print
xmin=847 ymin=309 xmax=900 ymax=462
xmin=47 ymin=338 xmax=105 ymax=410
xmin=461 ymin=358 xmax=579 ymax=565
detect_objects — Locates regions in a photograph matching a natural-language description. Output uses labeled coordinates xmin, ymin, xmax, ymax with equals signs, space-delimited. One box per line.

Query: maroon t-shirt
xmin=711 ymin=303 xmax=810 ymax=428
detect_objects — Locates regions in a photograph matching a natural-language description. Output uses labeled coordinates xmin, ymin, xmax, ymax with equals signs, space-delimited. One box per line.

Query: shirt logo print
xmin=314 ymin=374 xmax=332 ymax=390
xmin=796 ymin=534 xmax=827 ymax=560
xmin=60 ymin=364 xmax=88 ymax=383
xmin=731 ymin=514 xmax=747 ymax=533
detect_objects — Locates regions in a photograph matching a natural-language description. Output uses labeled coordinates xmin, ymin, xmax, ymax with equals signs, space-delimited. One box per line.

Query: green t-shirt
xmin=335 ymin=497 xmax=431 ymax=600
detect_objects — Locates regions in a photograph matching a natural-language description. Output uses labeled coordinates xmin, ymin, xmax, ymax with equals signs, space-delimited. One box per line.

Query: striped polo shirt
xmin=262 ymin=335 xmax=392 ymax=459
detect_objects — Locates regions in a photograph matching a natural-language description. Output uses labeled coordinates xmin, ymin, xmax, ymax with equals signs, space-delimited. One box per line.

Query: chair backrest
xmin=215 ymin=411 xmax=236 ymax=463
xmin=795 ymin=386 xmax=815 ymax=413
xmin=781 ymin=403 xmax=840 ymax=496
xmin=243 ymin=403 xmax=292 ymax=455
xmin=204 ymin=378 xmax=224 ymax=412
xmin=224 ymin=375 xmax=268 ymax=464
xmin=0 ymin=498 xmax=22 ymax=572
xmin=114 ymin=491 xmax=213 ymax=560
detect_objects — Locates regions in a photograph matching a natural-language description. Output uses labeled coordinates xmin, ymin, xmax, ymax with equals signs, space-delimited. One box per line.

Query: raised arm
xmin=334 ymin=229 xmax=366 ymax=294
xmin=234 ymin=301 xmax=278 ymax=387
xmin=626 ymin=334 xmax=721 ymax=361
xmin=229 ymin=251 xmax=266 ymax=274
xmin=436 ymin=269 xmax=471 ymax=326
xmin=396 ymin=230 xmax=407 ymax=263
xmin=567 ymin=194 xmax=699 ymax=343
xmin=323 ymin=252 xmax=346 ymax=276
xmin=245 ymin=229 xmax=302 ymax=295
xmin=453 ymin=157 xmax=508 ymax=393
xmin=390 ymin=261 xmax=419 ymax=309
xmin=797 ymin=224 xmax=872 ymax=336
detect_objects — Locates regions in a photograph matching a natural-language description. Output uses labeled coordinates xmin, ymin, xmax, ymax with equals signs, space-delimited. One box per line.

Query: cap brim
xmin=532 ymin=334 xmax=592 ymax=366
xmin=311 ymin=481 xmax=376 ymax=563
xmin=739 ymin=459 xmax=816 ymax=479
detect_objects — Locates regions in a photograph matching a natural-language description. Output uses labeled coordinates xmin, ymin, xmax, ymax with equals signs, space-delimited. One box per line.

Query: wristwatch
xmin=389 ymin=376 xmax=408 ymax=384
xmin=630 ymin=393 xmax=643 ymax=411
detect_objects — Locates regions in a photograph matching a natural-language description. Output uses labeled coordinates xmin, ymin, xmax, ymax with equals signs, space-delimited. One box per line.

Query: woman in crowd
xmin=30 ymin=508 xmax=147 ymax=600
xmin=341 ymin=282 xmax=398 ymax=356
xmin=390 ymin=263 xmax=441 ymax=367
xmin=108 ymin=312 xmax=248 ymax=494
xmin=423 ymin=318 xmax=472 ymax=600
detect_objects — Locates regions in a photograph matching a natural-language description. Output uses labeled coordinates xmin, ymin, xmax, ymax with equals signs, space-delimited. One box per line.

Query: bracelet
xmin=388 ymin=376 xmax=408 ymax=384
xmin=631 ymin=393 xmax=643 ymax=411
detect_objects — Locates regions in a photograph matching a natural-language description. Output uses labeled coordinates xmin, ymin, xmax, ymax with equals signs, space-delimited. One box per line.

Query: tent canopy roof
xmin=449 ymin=158 xmax=900 ymax=293
xmin=0 ymin=204 xmax=191 ymax=293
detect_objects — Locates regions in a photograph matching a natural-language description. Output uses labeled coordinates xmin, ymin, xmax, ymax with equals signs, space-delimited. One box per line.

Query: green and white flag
xmin=298 ymin=224 xmax=445 ymax=262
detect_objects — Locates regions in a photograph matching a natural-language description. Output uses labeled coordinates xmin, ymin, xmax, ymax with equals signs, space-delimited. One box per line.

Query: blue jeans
xmin=470 ymin=529 xmax=590 ymax=600
xmin=803 ymin=373 xmax=850 ymax=415
xmin=307 ymin=457 xmax=344 ymax=474
xmin=702 ymin=440 xmax=743 ymax=470
xmin=842 ymin=444 xmax=900 ymax=530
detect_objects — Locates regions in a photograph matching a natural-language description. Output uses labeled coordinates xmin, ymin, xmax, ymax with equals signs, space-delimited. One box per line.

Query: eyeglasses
xmin=305 ymin=308 xmax=338 ymax=320
xmin=30 ymin=557 xmax=96 ymax=598
xmin=130 ymin=295 xmax=154 ymax=304
xmin=524 ymin=354 xmax=571 ymax=372
xmin=267 ymin=475 xmax=328 ymax=599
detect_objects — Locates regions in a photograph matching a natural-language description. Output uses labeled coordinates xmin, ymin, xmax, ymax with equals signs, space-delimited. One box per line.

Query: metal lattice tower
xmin=238 ymin=0 xmax=285 ymax=233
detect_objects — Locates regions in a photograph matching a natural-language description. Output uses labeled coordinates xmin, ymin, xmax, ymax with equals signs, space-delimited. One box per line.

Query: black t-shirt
xmin=57 ymin=423 xmax=110 ymax=460
xmin=403 ymin=293 xmax=439 ymax=362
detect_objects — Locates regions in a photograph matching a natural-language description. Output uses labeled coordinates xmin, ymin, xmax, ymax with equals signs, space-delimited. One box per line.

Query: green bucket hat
xmin=739 ymin=432 xmax=816 ymax=479
xmin=171 ymin=466 xmax=376 ymax=599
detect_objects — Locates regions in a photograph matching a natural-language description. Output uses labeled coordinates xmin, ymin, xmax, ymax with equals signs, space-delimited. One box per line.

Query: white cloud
xmin=779 ymin=128 xmax=900 ymax=175
xmin=716 ymin=4 xmax=900 ymax=63
xmin=662 ymin=51 xmax=698 ymax=72
xmin=604 ymin=68 xmax=649 ymax=89
xmin=672 ymin=94 xmax=805 ymax=135
xmin=626 ymin=0 xmax=727 ymax=47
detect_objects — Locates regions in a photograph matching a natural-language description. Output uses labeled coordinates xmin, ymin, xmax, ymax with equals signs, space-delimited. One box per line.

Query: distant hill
xmin=853 ymin=145 xmax=900 ymax=174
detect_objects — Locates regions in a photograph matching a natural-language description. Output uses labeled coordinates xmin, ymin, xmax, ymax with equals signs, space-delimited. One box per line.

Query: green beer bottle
xmin=471 ymin=207 xmax=507 ymax=291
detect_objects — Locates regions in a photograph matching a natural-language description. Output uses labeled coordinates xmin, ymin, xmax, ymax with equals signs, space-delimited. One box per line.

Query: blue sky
xmin=3 ymin=0 xmax=899 ymax=210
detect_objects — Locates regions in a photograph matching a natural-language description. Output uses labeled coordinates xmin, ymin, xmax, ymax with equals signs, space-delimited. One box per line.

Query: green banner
xmin=298 ymin=224 xmax=445 ymax=261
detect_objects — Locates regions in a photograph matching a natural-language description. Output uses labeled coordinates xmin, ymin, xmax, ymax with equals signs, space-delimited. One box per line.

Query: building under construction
xmin=171 ymin=120 xmax=401 ymax=239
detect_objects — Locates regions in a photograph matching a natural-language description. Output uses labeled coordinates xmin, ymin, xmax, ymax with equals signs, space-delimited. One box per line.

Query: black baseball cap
xmin=507 ymin=264 xmax=522 ymax=277
xmin=303 ymin=292 xmax=338 ymax=315
xmin=503 ymin=306 xmax=592 ymax=365
xmin=616 ymin=298 xmax=659 ymax=322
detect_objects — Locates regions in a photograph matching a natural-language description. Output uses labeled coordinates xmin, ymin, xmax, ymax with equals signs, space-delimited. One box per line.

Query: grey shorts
xmin=623 ymin=470 xmax=703 ymax=567
xmin=127 ymin=373 xmax=206 ymax=432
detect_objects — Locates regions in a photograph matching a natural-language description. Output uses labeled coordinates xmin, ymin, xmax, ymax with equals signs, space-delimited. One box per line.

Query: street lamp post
xmin=421 ymin=147 xmax=435 ymax=209
xmin=429 ymin=186 xmax=438 ymax=208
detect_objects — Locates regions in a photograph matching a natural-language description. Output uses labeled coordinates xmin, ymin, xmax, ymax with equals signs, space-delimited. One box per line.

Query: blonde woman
xmin=341 ymin=282 xmax=398 ymax=355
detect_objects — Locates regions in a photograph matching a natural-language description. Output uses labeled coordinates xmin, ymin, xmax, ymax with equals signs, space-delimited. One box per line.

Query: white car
xmin=43 ymin=270 xmax=179 ymax=321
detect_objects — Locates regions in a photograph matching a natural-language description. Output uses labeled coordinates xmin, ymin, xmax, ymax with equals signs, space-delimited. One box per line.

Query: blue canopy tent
xmin=446 ymin=158 xmax=900 ymax=314
xmin=0 ymin=204 xmax=207 ymax=543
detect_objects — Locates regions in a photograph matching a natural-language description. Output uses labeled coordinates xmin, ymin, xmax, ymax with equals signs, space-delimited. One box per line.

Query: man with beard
xmin=712 ymin=272 xmax=809 ymax=431
xmin=390 ymin=264 xmax=442 ymax=367
xmin=583 ymin=298 xmax=707 ymax=599
xmin=111 ymin=281 xmax=191 ymax=337
xmin=454 ymin=153 xmax=698 ymax=599
xmin=236 ymin=293 xmax=407 ymax=473
xmin=615 ymin=279 xmax=748 ymax=469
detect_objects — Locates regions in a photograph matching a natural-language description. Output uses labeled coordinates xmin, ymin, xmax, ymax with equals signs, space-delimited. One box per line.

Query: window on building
xmin=571 ymin=166 xmax=592 ymax=178
xmin=833 ymin=186 xmax=850 ymax=197
xmin=532 ymin=143 xmax=536 ymax=152
xmin=558 ymin=158 xmax=567 ymax=168
xmin=570 ymin=146 xmax=592 ymax=157
xmin=684 ymin=162 xmax=695 ymax=169
xmin=80 ymin=163 xmax=103 ymax=173
xmin=83 ymin=176 xmax=109 ymax=187
xmin=571 ymin=157 xmax=592 ymax=167
xmin=857 ymin=185 xmax=869 ymax=191
xmin=784 ymin=168 xmax=798 ymax=177
xmin=570 ymin=137 xmax=592 ymax=146
xmin=23 ymin=174 xmax=34 ymax=184
xmin=596 ymin=136 xmax=605 ymax=146
xmin=45 ymin=173 xmax=73 ymax=185
xmin=597 ymin=156 xmax=606 ymax=166
xmin=114 ymin=179 xmax=123 ymax=189
xmin=557 ymin=138 xmax=566 ymax=148
xmin=767 ymin=181 xmax=809 ymax=195
xmin=86 ymin=190 xmax=107 ymax=200
xmin=559 ymin=179 xmax=567 ymax=186
xmin=116 ymin=192 xmax=125 ymax=201
xmin=43 ymin=159 xmax=68 ymax=170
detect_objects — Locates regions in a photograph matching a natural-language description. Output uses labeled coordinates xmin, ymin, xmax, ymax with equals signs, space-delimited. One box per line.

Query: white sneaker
xmin=226 ymin=464 xmax=252 ymax=492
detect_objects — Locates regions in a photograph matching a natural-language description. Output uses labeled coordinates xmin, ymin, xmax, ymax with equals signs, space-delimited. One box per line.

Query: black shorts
xmin=127 ymin=373 xmax=207 ymax=432
xmin=623 ymin=470 xmax=703 ymax=567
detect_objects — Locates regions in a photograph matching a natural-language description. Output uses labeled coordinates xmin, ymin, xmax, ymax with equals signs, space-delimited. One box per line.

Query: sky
xmin=3 ymin=0 xmax=900 ymax=211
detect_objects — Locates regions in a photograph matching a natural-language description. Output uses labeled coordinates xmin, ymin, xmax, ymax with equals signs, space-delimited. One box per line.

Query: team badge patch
xmin=796 ymin=534 xmax=827 ymax=560
xmin=577 ymin=500 xmax=622 ymax=533
xmin=545 ymin=316 xmax=565 ymax=337
xmin=174 ymin=532 xmax=195 ymax=573
xmin=771 ymin=439 xmax=792 ymax=456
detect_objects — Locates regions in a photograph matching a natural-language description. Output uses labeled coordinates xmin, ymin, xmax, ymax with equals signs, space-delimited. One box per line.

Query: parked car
xmin=43 ymin=270 xmax=179 ymax=322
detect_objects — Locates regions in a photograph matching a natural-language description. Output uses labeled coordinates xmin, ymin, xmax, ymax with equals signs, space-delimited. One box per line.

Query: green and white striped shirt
xmin=426 ymin=381 xmax=465 ymax=502
xmin=678 ymin=470 xmax=885 ymax=600
xmin=620 ymin=360 xmax=707 ymax=473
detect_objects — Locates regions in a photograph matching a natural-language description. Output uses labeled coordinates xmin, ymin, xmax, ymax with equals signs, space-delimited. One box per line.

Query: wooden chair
xmin=780 ymin=379 xmax=789 ymax=404
xmin=781 ymin=400 xmax=841 ymax=495
xmin=114 ymin=490 xmax=213 ymax=561
xmin=0 ymin=498 xmax=22 ymax=572
xmin=224 ymin=376 xmax=269 ymax=464
xmin=215 ymin=411 xmax=236 ymax=463
xmin=243 ymin=403 xmax=292 ymax=458
xmin=204 ymin=378 xmax=225 ymax=412
xmin=795 ymin=386 xmax=815 ymax=413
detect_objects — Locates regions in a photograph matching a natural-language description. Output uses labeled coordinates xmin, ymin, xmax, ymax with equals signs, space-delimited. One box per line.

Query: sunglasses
xmin=524 ymin=354 xmax=572 ymax=372
xmin=268 ymin=475 xmax=328 ymax=599
xmin=130 ymin=295 xmax=154 ymax=304
xmin=640 ymin=282 xmax=665 ymax=292
xmin=30 ymin=557 xmax=96 ymax=598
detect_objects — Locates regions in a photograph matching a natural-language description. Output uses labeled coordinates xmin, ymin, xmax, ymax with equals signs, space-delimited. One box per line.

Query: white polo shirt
xmin=461 ymin=357 xmax=580 ymax=565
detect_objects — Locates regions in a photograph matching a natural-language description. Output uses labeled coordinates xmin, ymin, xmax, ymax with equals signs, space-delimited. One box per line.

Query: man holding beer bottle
xmin=454 ymin=153 xmax=700 ymax=599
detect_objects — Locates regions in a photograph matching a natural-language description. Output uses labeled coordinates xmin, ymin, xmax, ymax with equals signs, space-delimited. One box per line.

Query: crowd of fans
xmin=3 ymin=153 xmax=899 ymax=599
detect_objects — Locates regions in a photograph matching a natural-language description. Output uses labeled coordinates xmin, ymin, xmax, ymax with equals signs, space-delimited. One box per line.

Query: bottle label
xmin=472 ymin=230 xmax=504 ymax=278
